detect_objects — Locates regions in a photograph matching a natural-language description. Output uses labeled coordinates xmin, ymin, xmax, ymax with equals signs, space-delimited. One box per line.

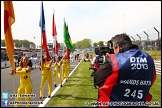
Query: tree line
xmin=1 ymin=38 xmax=160 ymax=49
xmin=1 ymin=38 xmax=105 ymax=49
xmin=1 ymin=39 xmax=35 ymax=48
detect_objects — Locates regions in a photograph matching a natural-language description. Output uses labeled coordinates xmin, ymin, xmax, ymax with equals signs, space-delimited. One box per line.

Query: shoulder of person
xmin=16 ymin=67 xmax=21 ymax=71
xmin=27 ymin=66 xmax=31 ymax=70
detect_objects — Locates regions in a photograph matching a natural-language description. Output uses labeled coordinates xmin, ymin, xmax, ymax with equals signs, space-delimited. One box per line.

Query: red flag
xmin=66 ymin=46 xmax=71 ymax=60
xmin=52 ymin=11 xmax=58 ymax=55
xmin=39 ymin=2 xmax=51 ymax=59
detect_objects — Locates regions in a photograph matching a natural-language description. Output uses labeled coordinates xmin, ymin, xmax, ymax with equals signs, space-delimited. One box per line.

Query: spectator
xmin=27 ymin=57 xmax=32 ymax=69
xmin=91 ymin=53 xmax=104 ymax=89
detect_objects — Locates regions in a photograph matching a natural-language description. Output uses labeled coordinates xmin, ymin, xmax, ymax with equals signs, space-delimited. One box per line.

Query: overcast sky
xmin=1 ymin=1 xmax=161 ymax=46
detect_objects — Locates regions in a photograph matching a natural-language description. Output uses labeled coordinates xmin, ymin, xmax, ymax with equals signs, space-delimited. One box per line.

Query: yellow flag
xmin=4 ymin=1 xmax=15 ymax=69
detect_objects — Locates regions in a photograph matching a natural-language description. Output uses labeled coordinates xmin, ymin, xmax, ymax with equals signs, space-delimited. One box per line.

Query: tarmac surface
xmin=1 ymin=55 xmax=81 ymax=107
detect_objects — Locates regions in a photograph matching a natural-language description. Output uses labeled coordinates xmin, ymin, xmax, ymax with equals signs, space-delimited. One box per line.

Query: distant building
xmin=47 ymin=43 xmax=60 ymax=49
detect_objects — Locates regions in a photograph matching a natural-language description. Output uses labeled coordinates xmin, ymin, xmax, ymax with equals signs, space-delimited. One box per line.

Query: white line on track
xmin=38 ymin=59 xmax=82 ymax=107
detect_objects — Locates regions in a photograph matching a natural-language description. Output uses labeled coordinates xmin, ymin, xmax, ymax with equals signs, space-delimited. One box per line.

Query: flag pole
xmin=53 ymin=9 xmax=56 ymax=56
xmin=53 ymin=9 xmax=55 ymax=56
xmin=54 ymin=9 xmax=58 ymax=57
xmin=12 ymin=58 xmax=16 ymax=103
xmin=4 ymin=1 xmax=16 ymax=101
xmin=4 ymin=1 xmax=17 ymax=105
xmin=12 ymin=76 xmax=16 ymax=103
xmin=63 ymin=17 xmax=65 ymax=54
xmin=40 ymin=1 xmax=43 ymax=81
xmin=40 ymin=1 xmax=44 ymax=98
xmin=11 ymin=65 xmax=16 ymax=103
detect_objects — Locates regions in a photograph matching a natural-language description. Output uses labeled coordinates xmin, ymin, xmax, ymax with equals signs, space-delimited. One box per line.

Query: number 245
xmin=124 ymin=89 xmax=143 ymax=99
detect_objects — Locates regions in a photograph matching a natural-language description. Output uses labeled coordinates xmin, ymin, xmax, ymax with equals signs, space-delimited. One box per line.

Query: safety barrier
xmin=154 ymin=61 xmax=161 ymax=74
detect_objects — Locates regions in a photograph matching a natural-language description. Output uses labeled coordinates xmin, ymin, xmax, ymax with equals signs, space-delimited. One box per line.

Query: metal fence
xmin=130 ymin=25 xmax=161 ymax=51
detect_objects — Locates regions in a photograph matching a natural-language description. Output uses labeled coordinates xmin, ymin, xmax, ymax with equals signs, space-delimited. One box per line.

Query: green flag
xmin=64 ymin=21 xmax=75 ymax=52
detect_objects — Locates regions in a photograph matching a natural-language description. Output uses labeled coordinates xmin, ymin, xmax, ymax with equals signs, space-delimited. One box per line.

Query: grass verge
xmin=46 ymin=61 xmax=97 ymax=107
xmin=149 ymin=74 xmax=161 ymax=107
xmin=145 ymin=50 xmax=161 ymax=60
xmin=46 ymin=60 xmax=161 ymax=107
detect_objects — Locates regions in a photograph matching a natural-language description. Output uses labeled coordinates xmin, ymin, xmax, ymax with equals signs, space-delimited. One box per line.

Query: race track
xmin=1 ymin=56 xmax=81 ymax=107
